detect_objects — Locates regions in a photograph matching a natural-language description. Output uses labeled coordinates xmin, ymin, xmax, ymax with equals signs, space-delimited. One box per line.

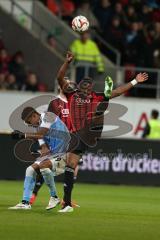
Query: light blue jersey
xmin=39 ymin=112 xmax=71 ymax=155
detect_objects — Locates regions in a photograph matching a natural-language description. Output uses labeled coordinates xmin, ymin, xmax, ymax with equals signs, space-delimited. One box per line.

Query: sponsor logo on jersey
xmin=76 ymin=98 xmax=91 ymax=104
xmin=61 ymin=108 xmax=69 ymax=116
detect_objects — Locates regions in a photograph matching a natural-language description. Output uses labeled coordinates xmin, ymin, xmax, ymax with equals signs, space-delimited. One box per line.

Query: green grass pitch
xmin=0 ymin=181 xmax=160 ymax=240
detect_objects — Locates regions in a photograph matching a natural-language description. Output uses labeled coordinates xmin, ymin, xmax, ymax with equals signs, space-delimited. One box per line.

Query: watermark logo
xmin=9 ymin=81 xmax=133 ymax=163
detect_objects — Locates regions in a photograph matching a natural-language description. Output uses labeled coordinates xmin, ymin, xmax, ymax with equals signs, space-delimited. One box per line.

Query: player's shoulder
xmin=49 ymin=96 xmax=60 ymax=105
xmin=41 ymin=111 xmax=57 ymax=124
xmin=65 ymin=89 xmax=78 ymax=98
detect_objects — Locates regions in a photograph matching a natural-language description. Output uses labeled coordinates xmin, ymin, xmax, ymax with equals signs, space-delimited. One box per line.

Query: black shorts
xmin=67 ymin=132 xmax=88 ymax=155
xmin=71 ymin=138 xmax=89 ymax=155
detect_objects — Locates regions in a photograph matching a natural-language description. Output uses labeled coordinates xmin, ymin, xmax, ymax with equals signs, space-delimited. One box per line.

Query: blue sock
xmin=23 ymin=176 xmax=36 ymax=202
xmin=40 ymin=168 xmax=57 ymax=197
xmin=23 ymin=166 xmax=36 ymax=202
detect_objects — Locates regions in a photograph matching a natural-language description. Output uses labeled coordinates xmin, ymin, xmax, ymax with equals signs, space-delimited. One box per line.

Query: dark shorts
xmin=68 ymin=126 xmax=103 ymax=156
xmin=71 ymin=138 xmax=89 ymax=155
xmin=67 ymin=132 xmax=89 ymax=155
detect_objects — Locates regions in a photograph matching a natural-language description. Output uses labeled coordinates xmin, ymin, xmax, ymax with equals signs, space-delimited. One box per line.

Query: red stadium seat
xmin=47 ymin=0 xmax=60 ymax=15
xmin=61 ymin=0 xmax=75 ymax=16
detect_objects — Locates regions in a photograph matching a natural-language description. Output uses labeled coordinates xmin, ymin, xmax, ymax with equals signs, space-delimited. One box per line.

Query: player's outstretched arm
xmin=110 ymin=72 xmax=148 ymax=99
xmin=12 ymin=128 xmax=49 ymax=140
xmin=25 ymin=128 xmax=48 ymax=139
xmin=57 ymin=51 xmax=74 ymax=91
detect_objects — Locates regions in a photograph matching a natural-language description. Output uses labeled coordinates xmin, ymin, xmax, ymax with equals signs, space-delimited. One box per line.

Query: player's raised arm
xmin=57 ymin=51 xmax=74 ymax=91
xmin=110 ymin=72 xmax=148 ymax=99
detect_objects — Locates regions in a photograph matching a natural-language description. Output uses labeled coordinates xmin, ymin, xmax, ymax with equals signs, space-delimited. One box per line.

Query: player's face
xmin=79 ymin=82 xmax=92 ymax=96
xmin=26 ymin=113 xmax=40 ymax=126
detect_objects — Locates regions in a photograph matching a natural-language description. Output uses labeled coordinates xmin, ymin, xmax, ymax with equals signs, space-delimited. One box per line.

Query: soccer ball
xmin=72 ymin=16 xmax=89 ymax=32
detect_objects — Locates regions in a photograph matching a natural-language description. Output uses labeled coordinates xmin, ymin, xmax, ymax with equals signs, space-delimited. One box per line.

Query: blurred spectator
xmin=6 ymin=74 xmax=18 ymax=90
xmin=22 ymin=72 xmax=38 ymax=92
xmin=105 ymin=16 xmax=124 ymax=53
xmin=145 ymin=0 xmax=160 ymax=8
xmin=70 ymin=31 xmax=104 ymax=83
xmin=0 ymin=73 xmax=7 ymax=90
xmin=0 ymin=48 xmax=10 ymax=75
xmin=112 ymin=2 xmax=128 ymax=28
xmin=152 ymin=22 xmax=160 ymax=68
xmin=47 ymin=34 xmax=57 ymax=49
xmin=125 ymin=5 xmax=138 ymax=25
xmin=119 ymin=0 xmax=129 ymax=6
xmin=74 ymin=0 xmax=99 ymax=29
xmin=38 ymin=82 xmax=48 ymax=92
xmin=46 ymin=0 xmax=75 ymax=20
xmin=47 ymin=0 xmax=60 ymax=15
xmin=94 ymin=0 xmax=112 ymax=33
xmin=9 ymin=51 xmax=27 ymax=87
xmin=0 ymin=34 xmax=49 ymax=92
xmin=139 ymin=5 xmax=152 ymax=24
xmin=142 ymin=109 xmax=160 ymax=139
xmin=61 ymin=0 xmax=75 ymax=22
xmin=124 ymin=22 xmax=146 ymax=65
xmin=152 ymin=8 xmax=160 ymax=22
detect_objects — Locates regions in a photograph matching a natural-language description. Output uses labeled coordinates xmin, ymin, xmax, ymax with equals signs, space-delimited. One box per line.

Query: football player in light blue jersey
xmin=9 ymin=107 xmax=71 ymax=210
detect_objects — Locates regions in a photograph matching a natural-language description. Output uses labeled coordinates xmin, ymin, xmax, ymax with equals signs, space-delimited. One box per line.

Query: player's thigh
xmin=66 ymin=152 xmax=80 ymax=168
xmin=31 ymin=163 xmax=40 ymax=171
xmin=39 ymin=159 xmax=52 ymax=169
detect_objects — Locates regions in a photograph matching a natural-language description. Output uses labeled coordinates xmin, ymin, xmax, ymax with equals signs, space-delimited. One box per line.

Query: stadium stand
xmin=0 ymin=38 xmax=48 ymax=92
xmin=43 ymin=0 xmax=160 ymax=68
xmin=0 ymin=0 xmax=160 ymax=98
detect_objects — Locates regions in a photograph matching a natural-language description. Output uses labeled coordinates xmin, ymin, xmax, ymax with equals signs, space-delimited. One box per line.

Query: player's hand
xmin=136 ymin=72 xmax=148 ymax=83
xmin=11 ymin=130 xmax=25 ymax=139
xmin=66 ymin=51 xmax=74 ymax=63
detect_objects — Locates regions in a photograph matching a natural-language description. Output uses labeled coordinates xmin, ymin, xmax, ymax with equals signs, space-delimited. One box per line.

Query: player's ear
xmin=32 ymin=112 xmax=38 ymax=119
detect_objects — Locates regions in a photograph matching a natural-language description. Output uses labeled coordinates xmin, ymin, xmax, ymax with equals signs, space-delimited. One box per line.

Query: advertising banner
xmin=77 ymin=138 xmax=160 ymax=185
xmin=1 ymin=134 xmax=160 ymax=186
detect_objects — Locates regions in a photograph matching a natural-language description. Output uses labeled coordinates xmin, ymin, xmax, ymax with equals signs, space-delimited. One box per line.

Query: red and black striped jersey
xmin=48 ymin=91 xmax=109 ymax=133
xmin=66 ymin=91 xmax=109 ymax=132
xmin=48 ymin=96 xmax=73 ymax=132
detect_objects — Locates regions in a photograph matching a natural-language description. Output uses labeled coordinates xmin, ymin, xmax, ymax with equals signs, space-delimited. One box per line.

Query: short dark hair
xmin=151 ymin=109 xmax=159 ymax=119
xmin=21 ymin=106 xmax=36 ymax=122
xmin=79 ymin=77 xmax=93 ymax=85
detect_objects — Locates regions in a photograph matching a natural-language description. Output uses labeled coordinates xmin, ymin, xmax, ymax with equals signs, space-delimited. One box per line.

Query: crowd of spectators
xmin=0 ymin=38 xmax=48 ymax=92
xmin=42 ymin=0 xmax=160 ymax=69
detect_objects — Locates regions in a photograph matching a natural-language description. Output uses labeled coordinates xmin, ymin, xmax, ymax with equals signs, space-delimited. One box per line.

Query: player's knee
xmin=26 ymin=166 xmax=36 ymax=177
xmin=40 ymin=168 xmax=51 ymax=175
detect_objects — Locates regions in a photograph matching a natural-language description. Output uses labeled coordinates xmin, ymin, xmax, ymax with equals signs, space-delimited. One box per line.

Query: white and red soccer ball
xmin=72 ymin=16 xmax=89 ymax=32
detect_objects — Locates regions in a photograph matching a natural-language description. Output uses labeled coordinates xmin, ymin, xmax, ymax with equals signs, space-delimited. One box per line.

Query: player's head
xmin=21 ymin=106 xmax=40 ymax=126
xmin=78 ymin=77 xmax=93 ymax=95
xmin=61 ymin=77 xmax=77 ymax=93
xmin=151 ymin=109 xmax=159 ymax=119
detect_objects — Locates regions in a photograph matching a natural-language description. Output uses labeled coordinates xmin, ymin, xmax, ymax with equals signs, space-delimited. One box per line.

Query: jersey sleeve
xmin=38 ymin=139 xmax=45 ymax=146
xmin=48 ymin=99 xmax=60 ymax=116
